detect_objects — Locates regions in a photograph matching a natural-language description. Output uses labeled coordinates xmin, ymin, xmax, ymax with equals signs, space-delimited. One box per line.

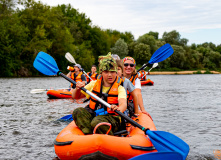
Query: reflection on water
xmin=0 ymin=75 xmax=220 ymax=159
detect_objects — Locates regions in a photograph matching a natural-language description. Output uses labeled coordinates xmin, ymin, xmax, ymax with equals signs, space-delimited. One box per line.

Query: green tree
xmin=72 ymin=42 xmax=95 ymax=71
xmin=137 ymin=34 xmax=158 ymax=54
xmin=0 ymin=10 xmax=29 ymax=76
xmin=215 ymin=44 xmax=221 ymax=54
xmin=88 ymin=26 xmax=110 ymax=62
xmin=185 ymin=49 xmax=203 ymax=69
xmin=147 ymin=31 xmax=159 ymax=40
xmin=111 ymin=38 xmax=129 ymax=58
xmin=162 ymin=30 xmax=188 ymax=46
xmin=133 ymin=43 xmax=151 ymax=65
xmin=170 ymin=45 xmax=186 ymax=68
xmin=203 ymin=51 xmax=221 ymax=69
xmin=119 ymin=31 xmax=134 ymax=44
xmin=127 ymin=41 xmax=137 ymax=57
xmin=0 ymin=0 xmax=16 ymax=15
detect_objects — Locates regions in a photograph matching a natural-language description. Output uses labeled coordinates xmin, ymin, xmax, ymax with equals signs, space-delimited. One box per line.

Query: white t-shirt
xmin=135 ymin=78 xmax=141 ymax=89
xmin=125 ymin=76 xmax=141 ymax=90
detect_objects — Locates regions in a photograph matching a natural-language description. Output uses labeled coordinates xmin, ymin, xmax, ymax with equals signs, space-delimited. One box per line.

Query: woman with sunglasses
xmin=122 ymin=57 xmax=148 ymax=115
xmin=115 ymin=59 xmax=139 ymax=117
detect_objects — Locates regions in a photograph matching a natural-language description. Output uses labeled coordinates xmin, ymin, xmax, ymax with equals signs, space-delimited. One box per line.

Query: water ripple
xmin=0 ymin=75 xmax=221 ymax=159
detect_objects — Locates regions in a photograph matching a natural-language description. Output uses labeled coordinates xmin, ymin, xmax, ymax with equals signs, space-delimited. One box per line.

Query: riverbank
xmin=150 ymin=70 xmax=221 ymax=75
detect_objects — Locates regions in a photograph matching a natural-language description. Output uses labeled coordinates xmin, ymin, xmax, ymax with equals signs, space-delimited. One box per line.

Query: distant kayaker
xmin=67 ymin=64 xmax=87 ymax=91
xmin=71 ymin=53 xmax=127 ymax=135
xmin=138 ymin=70 xmax=147 ymax=81
xmin=86 ymin=65 xmax=99 ymax=83
xmin=122 ymin=57 xmax=148 ymax=115
xmin=115 ymin=59 xmax=139 ymax=117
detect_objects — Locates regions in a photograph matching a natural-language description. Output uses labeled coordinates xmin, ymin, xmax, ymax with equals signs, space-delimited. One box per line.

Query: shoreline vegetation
xmin=1 ymin=1 xmax=221 ymax=77
xmin=149 ymin=70 xmax=221 ymax=75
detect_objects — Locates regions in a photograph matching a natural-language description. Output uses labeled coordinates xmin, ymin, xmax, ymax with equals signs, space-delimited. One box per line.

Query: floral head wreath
xmin=122 ymin=57 xmax=136 ymax=65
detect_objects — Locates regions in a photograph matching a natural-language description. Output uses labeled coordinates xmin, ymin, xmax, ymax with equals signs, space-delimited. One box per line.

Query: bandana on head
xmin=98 ymin=52 xmax=118 ymax=73
xmin=122 ymin=57 xmax=136 ymax=65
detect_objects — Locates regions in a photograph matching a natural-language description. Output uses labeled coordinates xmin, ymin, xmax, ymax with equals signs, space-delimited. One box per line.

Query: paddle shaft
xmin=58 ymin=71 xmax=146 ymax=131
xmin=82 ymin=70 xmax=93 ymax=81
xmin=137 ymin=63 xmax=149 ymax=73
xmin=141 ymin=67 xmax=154 ymax=79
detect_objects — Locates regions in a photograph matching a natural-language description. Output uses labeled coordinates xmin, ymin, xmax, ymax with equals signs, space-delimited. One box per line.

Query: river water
xmin=0 ymin=75 xmax=220 ymax=160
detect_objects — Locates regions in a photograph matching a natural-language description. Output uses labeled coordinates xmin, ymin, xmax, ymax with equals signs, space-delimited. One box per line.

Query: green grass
xmin=193 ymin=71 xmax=202 ymax=74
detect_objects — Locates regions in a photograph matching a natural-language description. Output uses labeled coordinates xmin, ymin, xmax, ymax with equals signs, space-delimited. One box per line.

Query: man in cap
xmin=72 ymin=53 xmax=127 ymax=135
xmin=67 ymin=63 xmax=87 ymax=90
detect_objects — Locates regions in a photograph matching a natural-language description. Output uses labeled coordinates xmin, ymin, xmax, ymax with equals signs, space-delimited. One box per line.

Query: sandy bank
xmin=149 ymin=70 xmax=221 ymax=75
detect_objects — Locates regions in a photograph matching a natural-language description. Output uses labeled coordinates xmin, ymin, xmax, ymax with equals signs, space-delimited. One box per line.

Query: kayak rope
xmin=93 ymin=122 xmax=112 ymax=134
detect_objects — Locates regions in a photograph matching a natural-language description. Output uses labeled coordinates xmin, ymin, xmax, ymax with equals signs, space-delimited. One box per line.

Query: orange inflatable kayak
xmin=54 ymin=112 xmax=157 ymax=160
xmin=47 ymin=89 xmax=72 ymax=99
xmin=141 ymin=79 xmax=154 ymax=86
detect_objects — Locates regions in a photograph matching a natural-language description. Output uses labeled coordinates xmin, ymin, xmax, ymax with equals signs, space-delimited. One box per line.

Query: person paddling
xmin=138 ymin=70 xmax=147 ymax=81
xmin=122 ymin=57 xmax=148 ymax=115
xmin=67 ymin=64 xmax=87 ymax=91
xmin=71 ymin=53 xmax=127 ymax=135
xmin=86 ymin=65 xmax=98 ymax=83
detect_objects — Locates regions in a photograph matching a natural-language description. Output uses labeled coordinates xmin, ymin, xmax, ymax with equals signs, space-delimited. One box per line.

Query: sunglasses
xmin=124 ymin=63 xmax=135 ymax=67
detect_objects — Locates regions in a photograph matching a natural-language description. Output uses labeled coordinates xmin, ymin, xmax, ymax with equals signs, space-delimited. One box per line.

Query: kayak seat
xmin=113 ymin=130 xmax=128 ymax=136
xmin=113 ymin=117 xmax=129 ymax=137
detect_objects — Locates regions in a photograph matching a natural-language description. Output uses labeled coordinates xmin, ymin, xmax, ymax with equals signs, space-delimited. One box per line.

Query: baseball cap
xmin=74 ymin=64 xmax=81 ymax=69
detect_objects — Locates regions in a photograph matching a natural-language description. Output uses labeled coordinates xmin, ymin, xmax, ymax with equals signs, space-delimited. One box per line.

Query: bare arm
xmin=135 ymin=88 xmax=148 ymax=113
xmin=72 ymin=82 xmax=86 ymax=99
xmin=67 ymin=71 xmax=71 ymax=78
xmin=111 ymin=98 xmax=127 ymax=113
xmin=130 ymin=90 xmax=139 ymax=115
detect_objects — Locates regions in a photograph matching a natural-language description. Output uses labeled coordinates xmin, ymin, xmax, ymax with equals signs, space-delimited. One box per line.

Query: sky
xmin=39 ymin=0 xmax=221 ymax=46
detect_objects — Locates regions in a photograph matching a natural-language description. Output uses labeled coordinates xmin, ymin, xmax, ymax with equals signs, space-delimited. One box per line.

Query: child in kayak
xmin=72 ymin=53 xmax=127 ymax=135
xmin=86 ymin=65 xmax=98 ymax=83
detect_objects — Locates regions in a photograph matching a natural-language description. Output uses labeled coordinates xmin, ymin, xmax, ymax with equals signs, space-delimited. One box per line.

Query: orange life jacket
xmin=71 ymin=72 xmax=83 ymax=87
xmin=87 ymin=72 xmax=98 ymax=83
xmin=89 ymin=75 xmax=122 ymax=114
xmin=127 ymin=74 xmax=138 ymax=101
xmin=139 ymin=70 xmax=146 ymax=81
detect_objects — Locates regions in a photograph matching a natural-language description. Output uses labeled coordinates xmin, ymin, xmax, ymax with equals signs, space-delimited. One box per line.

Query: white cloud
xmin=39 ymin=0 xmax=221 ymax=44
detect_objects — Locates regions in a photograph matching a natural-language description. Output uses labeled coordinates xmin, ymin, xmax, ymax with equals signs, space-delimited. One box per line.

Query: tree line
xmin=1 ymin=0 xmax=221 ymax=77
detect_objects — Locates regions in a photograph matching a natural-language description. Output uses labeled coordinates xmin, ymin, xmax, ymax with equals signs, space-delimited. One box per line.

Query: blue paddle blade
xmin=148 ymin=43 xmax=174 ymax=64
xmin=59 ymin=114 xmax=73 ymax=121
xmin=146 ymin=130 xmax=189 ymax=160
xmin=33 ymin=51 xmax=59 ymax=76
xmin=129 ymin=151 xmax=183 ymax=160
